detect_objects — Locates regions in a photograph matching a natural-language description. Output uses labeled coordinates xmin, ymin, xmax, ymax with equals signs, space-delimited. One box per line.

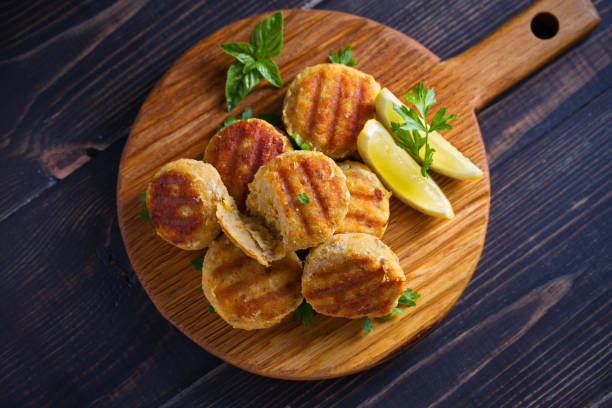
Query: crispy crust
xmin=204 ymin=118 xmax=291 ymax=211
xmin=302 ymin=233 xmax=407 ymax=318
xmin=335 ymin=161 xmax=391 ymax=238
xmin=146 ymin=159 xmax=227 ymax=250
xmin=283 ymin=63 xmax=380 ymax=159
xmin=246 ymin=150 xmax=350 ymax=251
xmin=202 ymin=235 xmax=303 ymax=330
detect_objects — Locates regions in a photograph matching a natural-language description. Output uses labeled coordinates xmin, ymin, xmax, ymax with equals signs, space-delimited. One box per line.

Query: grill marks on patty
xmin=148 ymin=171 xmax=204 ymax=244
xmin=283 ymin=64 xmax=380 ymax=158
xmin=205 ymin=119 xmax=289 ymax=211
xmin=336 ymin=161 xmax=391 ymax=238
xmin=202 ymin=235 xmax=303 ymax=329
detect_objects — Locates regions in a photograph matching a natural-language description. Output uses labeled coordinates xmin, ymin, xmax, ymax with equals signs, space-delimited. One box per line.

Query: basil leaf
xmin=250 ymin=11 xmax=283 ymax=58
xmin=257 ymin=113 xmax=281 ymax=125
xmin=220 ymin=42 xmax=256 ymax=65
xmin=225 ymin=61 xmax=263 ymax=111
xmin=255 ymin=59 xmax=282 ymax=88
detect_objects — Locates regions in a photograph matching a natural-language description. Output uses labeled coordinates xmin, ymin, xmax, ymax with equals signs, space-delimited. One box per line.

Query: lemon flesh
xmin=358 ymin=119 xmax=454 ymax=219
xmin=375 ymin=88 xmax=483 ymax=180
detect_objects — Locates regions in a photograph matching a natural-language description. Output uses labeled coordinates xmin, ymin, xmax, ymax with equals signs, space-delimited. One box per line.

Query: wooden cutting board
xmin=116 ymin=0 xmax=599 ymax=379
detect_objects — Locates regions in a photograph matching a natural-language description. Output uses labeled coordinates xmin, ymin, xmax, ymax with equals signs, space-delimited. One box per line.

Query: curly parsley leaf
xmin=329 ymin=43 xmax=356 ymax=66
xmin=138 ymin=192 xmax=151 ymax=224
xmin=390 ymin=81 xmax=457 ymax=177
xmin=398 ymin=288 xmax=421 ymax=307
xmin=289 ymin=132 xmax=310 ymax=150
xmin=297 ymin=192 xmax=310 ymax=204
xmin=361 ymin=316 xmax=372 ymax=334
xmin=190 ymin=256 xmax=204 ymax=271
xmin=221 ymin=12 xmax=284 ymax=111
xmin=293 ymin=300 xmax=314 ymax=329
xmin=380 ymin=307 xmax=403 ymax=320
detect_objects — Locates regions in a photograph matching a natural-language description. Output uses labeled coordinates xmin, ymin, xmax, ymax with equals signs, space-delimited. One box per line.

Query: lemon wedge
xmin=358 ymin=119 xmax=454 ymax=219
xmin=375 ymin=88 xmax=483 ymax=180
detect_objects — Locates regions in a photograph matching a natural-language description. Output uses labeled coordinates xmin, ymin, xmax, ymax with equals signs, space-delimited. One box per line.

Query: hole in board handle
xmin=531 ymin=12 xmax=559 ymax=39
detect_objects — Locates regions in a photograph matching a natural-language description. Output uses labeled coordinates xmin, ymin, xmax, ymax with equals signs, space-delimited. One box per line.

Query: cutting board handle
xmin=443 ymin=0 xmax=600 ymax=110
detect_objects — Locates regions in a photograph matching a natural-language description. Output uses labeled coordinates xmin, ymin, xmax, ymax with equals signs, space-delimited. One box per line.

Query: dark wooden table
xmin=1 ymin=0 xmax=610 ymax=406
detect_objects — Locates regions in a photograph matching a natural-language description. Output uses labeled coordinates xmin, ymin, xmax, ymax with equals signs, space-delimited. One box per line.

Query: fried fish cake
xmin=282 ymin=63 xmax=381 ymax=159
xmin=146 ymin=159 xmax=227 ymax=250
xmin=202 ymin=235 xmax=303 ymax=330
xmin=302 ymin=233 xmax=407 ymax=318
xmin=204 ymin=118 xmax=291 ymax=211
xmin=216 ymin=194 xmax=285 ymax=267
xmin=246 ymin=150 xmax=350 ymax=251
xmin=335 ymin=161 xmax=391 ymax=238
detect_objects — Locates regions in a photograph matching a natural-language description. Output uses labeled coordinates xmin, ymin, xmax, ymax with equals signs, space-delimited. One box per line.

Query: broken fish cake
xmin=216 ymin=194 xmax=285 ymax=267
xmin=282 ymin=63 xmax=380 ymax=159
xmin=202 ymin=235 xmax=303 ymax=330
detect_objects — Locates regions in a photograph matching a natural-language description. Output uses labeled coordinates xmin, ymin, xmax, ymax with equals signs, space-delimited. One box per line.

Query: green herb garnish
xmin=390 ymin=81 xmax=457 ymax=177
xmin=329 ymin=43 xmax=356 ymax=66
xmin=398 ymin=288 xmax=421 ymax=307
xmin=380 ymin=307 xmax=403 ymax=320
xmin=190 ymin=256 xmax=204 ymax=271
xmin=215 ymin=107 xmax=253 ymax=131
xmin=363 ymin=289 xmax=420 ymax=333
xmin=297 ymin=192 xmax=310 ymax=204
xmin=207 ymin=301 xmax=216 ymax=314
xmin=221 ymin=12 xmax=284 ymax=111
xmin=138 ymin=192 xmax=151 ymax=223
xmin=293 ymin=300 xmax=314 ymax=329
xmin=257 ymin=113 xmax=282 ymax=126
xmin=361 ymin=316 xmax=372 ymax=334
xmin=289 ymin=132 xmax=310 ymax=150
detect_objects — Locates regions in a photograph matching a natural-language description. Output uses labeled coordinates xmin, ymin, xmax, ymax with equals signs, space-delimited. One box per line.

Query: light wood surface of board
xmin=116 ymin=1 xmax=599 ymax=379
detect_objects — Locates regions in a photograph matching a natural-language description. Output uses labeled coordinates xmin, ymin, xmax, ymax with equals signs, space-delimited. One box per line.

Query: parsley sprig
xmin=390 ymin=81 xmax=457 ymax=177
xmin=221 ymin=12 xmax=284 ymax=111
xmin=289 ymin=132 xmax=310 ymax=150
xmin=361 ymin=288 xmax=421 ymax=334
xmin=329 ymin=43 xmax=356 ymax=66
xmin=190 ymin=256 xmax=204 ymax=271
xmin=296 ymin=192 xmax=310 ymax=204
xmin=293 ymin=300 xmax=314 ymax=329
xmin=138 ymin=191 xmax=151 ymax=223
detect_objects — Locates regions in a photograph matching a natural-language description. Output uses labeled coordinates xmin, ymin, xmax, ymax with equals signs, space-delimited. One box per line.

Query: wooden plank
xmin=158 ymin=81 xmax=612 ymax=408
xmin=0 ymin=0 xmax=313 ymax=222
xmin=0 ymin=140 xmax=222 ymax=407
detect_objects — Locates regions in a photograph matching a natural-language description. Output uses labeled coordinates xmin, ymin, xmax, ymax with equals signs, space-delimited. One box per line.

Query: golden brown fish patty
xmin=246 ymin=150 xmax=350 ymax=251
xmin=302 ymin=233 xmax=407 ymax=318
xmin=146 ymin=159 xmax=227 ymax=250
xmin=204 ymin=118 xmax=291 ymax=211
xmin=335 ymin=161 xmax=391 ymax=238
xmin=283 ymin=63 xmax=381 ymax=159
xmin=202 ymin=235 xmax=303 ymax=330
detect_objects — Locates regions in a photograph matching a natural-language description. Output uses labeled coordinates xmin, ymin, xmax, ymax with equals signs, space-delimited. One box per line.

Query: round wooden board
xmin=117 ymin=9 xmax=490 ymax=380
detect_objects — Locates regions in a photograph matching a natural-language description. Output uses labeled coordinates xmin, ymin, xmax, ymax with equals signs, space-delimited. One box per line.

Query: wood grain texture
xmin=1 ymin=0 xmax=610 ymax=406
xmin=0 ymin=0 xmax=314 ymax=222
xmin=117 ymin=2 xmax=598 ymax=379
